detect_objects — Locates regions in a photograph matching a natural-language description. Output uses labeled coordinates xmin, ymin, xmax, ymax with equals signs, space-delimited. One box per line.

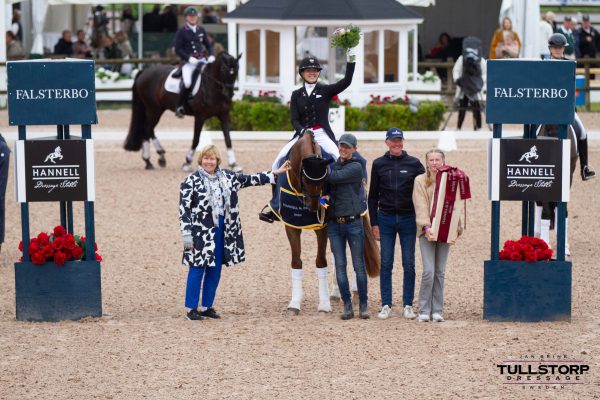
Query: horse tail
xmin=124 ymin=70 xmax=147 ymax=151
xmin=362 ymin=214 xmax=381 ymax=278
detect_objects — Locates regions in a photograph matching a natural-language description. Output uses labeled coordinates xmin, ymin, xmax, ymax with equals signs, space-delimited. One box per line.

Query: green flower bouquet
xmin=330 ymin=24 xmax=361 ymax=49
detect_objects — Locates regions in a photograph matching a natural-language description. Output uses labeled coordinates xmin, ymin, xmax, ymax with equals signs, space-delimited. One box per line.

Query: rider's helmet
xmin=298 ymin=57 xmax=323 ymax=77
xmin=184 ymin=6 xmax=199 ymax=17
xmin=548 ymin=33 xmax=567 ymax=47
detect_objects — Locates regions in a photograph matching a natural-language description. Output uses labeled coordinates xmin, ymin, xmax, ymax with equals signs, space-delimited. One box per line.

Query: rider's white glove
xmin=188 ymin=57 xmax=199 ymax=65
xmin=207 ymin=55 xmax=215 ymax=63
xmin=347 ymin=46 xmax=358 ymax=63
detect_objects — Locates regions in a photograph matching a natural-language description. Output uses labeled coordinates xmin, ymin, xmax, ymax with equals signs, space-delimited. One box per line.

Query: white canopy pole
xmin=31 ymin=0 xmax=49 ymax=55
xmin=227 ymin=0 xmax=237 ymax=55
xmin=137 ymin=2 xmax=142 ymax=58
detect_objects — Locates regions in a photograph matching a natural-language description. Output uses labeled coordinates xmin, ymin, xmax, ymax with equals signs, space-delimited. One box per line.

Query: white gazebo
xmin=225 ymin=0 xmax=424 ymax=106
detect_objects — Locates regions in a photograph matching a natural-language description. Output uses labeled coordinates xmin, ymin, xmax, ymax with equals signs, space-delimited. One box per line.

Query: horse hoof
xmin=181 ymin=163 xmax=193 ymax=172
xmin=158 ymin=158 xmax=166 ymax=168
xmin=287 ymin=307 xmax=300 ymax=316
xmin=229 ymin=162 xmax=243 ymax=173
xmin=145 ymin=163 xmax=154 ymax=170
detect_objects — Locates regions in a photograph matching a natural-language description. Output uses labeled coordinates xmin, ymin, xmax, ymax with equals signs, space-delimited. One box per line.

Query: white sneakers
xmin=403 ymin=305 xmax=416 ymax=319
xmin=378 ymin=305 xmax=392 ymax=319
xmin=418 ymin=314 xmax=430 ymax=322
xmin=432 ymin=313 xmax=444 ymax=322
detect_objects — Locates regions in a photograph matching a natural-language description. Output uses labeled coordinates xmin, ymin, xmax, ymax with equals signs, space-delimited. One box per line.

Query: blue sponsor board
xmin=486 ymin=60 xmax=575 ymax=125
xmin=7 ymin=59 xmax=97 ymax=126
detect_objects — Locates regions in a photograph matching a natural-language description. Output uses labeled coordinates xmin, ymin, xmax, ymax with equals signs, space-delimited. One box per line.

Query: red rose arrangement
xmin=18 ymin=225 xmax=102 ymax=266
xmin=499 ymin=236 xmax=553 ymax=263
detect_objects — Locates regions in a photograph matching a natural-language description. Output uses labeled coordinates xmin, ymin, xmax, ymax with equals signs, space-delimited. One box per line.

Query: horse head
xmin=205 ymin=52 xmax=239 ymax=98
xmin=289 ymin=131 xmax=331 ymax=211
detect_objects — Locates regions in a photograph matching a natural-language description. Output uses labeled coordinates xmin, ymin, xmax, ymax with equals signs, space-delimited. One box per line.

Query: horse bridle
xmin=202 ymin=58 xmax=237 ymax=98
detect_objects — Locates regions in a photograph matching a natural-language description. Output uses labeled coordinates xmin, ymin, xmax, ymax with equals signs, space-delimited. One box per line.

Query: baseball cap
xmin=386 ymin=127 xmax=404 ymax=140
xmin=339 ymin=133 xmax=357 ymax=148
xmin=583 ymin=15 xmax=590 ymax=21
xmin=564 ymin=16 xmax=572 ymax=22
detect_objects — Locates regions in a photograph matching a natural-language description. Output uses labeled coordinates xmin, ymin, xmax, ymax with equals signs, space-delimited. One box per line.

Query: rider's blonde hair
xmin=425 ymin=148 xmax=445 ymax=187
xmin=197 ymin=144 xmax=222 ymax=166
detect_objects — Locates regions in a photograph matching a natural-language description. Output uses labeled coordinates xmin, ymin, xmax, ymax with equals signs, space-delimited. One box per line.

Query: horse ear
xmin=236 ymin=52 xmax=243 ymax=61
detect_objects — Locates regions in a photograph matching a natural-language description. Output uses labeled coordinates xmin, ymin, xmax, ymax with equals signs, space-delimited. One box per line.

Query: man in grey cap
xmin=325 ymin=133 xmax=369 ymax=320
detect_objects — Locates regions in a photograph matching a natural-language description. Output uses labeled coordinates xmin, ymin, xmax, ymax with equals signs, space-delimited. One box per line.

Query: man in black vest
xmin=174 ymin=6 xmax=214 ymax=118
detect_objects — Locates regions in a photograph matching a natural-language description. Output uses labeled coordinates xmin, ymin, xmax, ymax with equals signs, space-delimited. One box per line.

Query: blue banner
xmin=486 ymin=60 xmax=575 ymax=125
xmin=7 ymin=60 xmax=97 ymax=126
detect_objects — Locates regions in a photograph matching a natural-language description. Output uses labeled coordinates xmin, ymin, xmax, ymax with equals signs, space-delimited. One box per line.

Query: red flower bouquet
xmin=499 ymin=236 xmax=553 ymax=263
xmin=18 ymin=225 xmax=102 ymax=266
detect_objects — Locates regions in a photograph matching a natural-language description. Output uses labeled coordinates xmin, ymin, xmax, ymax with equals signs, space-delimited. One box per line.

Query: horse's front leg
xmin=315 ymin=228 xmax=332 ymax=313
xmin=219 ymin=114 xmax=242 ymax=172
xmin=285 ymin=226 xmax=303 ymax=315
xmin=182 ymin=117 xmax=206 ymax=172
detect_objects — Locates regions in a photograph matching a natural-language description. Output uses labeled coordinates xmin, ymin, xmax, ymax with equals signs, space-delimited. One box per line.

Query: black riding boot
xmin=175 ymin=86 xmax=191 ymax=119
xmin=259 ymin=184 xmax=277 ymax=223
xmin=578 ymin=138 xmax=596 ymax=180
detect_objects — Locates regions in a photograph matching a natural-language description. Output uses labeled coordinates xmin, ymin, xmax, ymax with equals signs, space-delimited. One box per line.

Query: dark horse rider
xmin=546 ymin=32 xmax=596 ymax=180
xmin=174 ymin=6 xmax=214 ymax=119
xmin=259 ymin=47 xmax=358 ymax=223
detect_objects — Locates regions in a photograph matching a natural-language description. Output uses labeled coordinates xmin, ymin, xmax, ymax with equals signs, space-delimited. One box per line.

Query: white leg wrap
xmin=540 ymin=219 xmax=551 ymax=248
xmin=152 ymin=138 xmax=164 ymax=152
xmin=227 ymin=148 xmax=236 ymax=165
xmin=534 ymin=205 xmax=542 ymax=237
xmin=350 ymin=270 xmax=358 ymax=293
xmin=186 ymin=148 xmax=195 ymax=164
xmin=329 ymin=258 xmax=341 ymax=299
xmin=142 ymin=141 xmax=150 ymax=160
xmin=288 ymin=269 xmax=303 ymax=310
xmin=317 ymin=268 xmax=332 ymax=312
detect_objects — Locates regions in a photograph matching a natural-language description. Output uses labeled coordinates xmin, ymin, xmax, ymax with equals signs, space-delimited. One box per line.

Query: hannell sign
xmin=7 ymin=59 xmax=97 ymax=126
xmin=488 ymin=138 xmax=571 ymax=202
xmin=486 ymin=60 xmax=575 ymax=125
xmin=14 ymin=139 xmax=95 ymax=202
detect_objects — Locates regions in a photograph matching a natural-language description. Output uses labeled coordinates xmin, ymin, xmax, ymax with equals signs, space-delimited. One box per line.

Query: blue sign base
xmin=483 ymin=260 xmax=571 ymax=322
xmin=15 ymin=260 xmax=102 ymax=322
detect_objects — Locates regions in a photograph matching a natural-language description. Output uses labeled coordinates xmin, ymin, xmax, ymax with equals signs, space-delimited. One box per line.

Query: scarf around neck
xmin=198 ymin=167 xmax=231 ymax=226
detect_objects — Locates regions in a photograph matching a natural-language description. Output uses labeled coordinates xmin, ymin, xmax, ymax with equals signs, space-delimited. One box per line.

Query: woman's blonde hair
xmin=197 ymin=144 xmax=222 ymax=166
xmin=424 ymin=148 xmax=445 ymax=187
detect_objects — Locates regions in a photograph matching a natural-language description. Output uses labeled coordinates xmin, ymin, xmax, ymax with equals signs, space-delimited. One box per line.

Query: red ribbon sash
xmin=430 ymin=166 xmax=471 ymax=242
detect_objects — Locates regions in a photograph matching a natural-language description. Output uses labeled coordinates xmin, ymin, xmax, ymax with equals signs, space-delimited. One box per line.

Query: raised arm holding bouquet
xmin=259 ymin=24 xmax=363 ymax=223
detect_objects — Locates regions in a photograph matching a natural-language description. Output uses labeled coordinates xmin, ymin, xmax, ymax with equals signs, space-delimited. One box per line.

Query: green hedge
xmin=206 ymin=100 xmax=446 ymax=131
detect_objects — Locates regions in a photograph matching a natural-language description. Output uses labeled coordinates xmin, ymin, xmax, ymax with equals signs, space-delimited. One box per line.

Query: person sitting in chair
xmin=174 ymin=6 xmax=214 ymax=119
xmin=258 ymin=50 xmax=357 ymax=223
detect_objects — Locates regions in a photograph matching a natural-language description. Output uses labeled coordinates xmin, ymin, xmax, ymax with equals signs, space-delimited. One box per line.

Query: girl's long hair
xmin=424 ymin=148 xmax=446 ymax=187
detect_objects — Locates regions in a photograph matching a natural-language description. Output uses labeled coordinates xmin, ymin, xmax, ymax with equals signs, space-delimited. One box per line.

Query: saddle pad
xmin=164 ymin=68 xmax=202 ymax=96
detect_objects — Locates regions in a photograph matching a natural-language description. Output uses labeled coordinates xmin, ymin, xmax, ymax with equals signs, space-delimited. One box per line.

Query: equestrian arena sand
xmin=0 ymin=110 xmax=599 ymax=399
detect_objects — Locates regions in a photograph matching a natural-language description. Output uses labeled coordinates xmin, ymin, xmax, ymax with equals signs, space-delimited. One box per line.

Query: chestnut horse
xmin=124 ymin=52 xmax=242 ymax=171
xmin=284 ymin=132 xmax=380 ymax=315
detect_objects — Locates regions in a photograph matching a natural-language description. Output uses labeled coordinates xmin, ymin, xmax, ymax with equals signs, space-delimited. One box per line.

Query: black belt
xmin=334 ymin=215 xmax=361 ymax=224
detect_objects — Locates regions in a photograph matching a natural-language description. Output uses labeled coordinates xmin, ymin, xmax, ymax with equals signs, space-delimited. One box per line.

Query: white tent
xmin=499 ymin=0 xmax=541 ymax=59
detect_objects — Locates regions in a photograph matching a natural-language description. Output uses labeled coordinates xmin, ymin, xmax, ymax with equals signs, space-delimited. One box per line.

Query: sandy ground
xmin=0 ymin=110 xmax=599 ymax=399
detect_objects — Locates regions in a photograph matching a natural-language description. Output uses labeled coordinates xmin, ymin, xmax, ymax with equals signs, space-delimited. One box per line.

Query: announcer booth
xmin=485 ymin=59 xmax=574 ymax=322
xmin=8 ymin=59 xmax=100 ymax=322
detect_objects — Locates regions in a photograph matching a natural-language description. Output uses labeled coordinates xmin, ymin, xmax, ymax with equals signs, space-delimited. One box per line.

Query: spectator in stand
xmin=73 ymin=29 xmax=92 ymax=58
xmin=545 ymin=11 xmax=557 ymax=32
xmin=115 ymin=30 xmax=135 ymax=59
xmin=121 ymin=5 xmax=137 ymax=34
xmin=557 ymin=16 xmax=576 ymax=60
xmin=5 ymin=30 xmax=25 ymax=60
xmin=489 ymin=17 xmax=522 ymax=59
xmin=11 ymin=9 xmax=22 ymax=43
xmin=202 ymin=6 xmax=220 ymax=24
xmin=54 ymin=30 xmax=74 ymax=56
xmin=160 ymin=4 xmax=178 ymax=33
xmin=539 ymin=12 xmax=555 ymax=59
xmin=143 ymin=4 xmax=162 ymax=32
xmin=427 ymin=33 xmax=451 ymax=58
xmin=92 ymin=5 xmax=109 ymax=49
xmin=100 ymin=35 xmax=123 ymax=72
xmin=578 ymin=15 xmax=600 ymax=59
xmin=494 ymin=31 xmax=520 ymax=59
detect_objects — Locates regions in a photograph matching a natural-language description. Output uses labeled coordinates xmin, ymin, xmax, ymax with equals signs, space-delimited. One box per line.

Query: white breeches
xmin=272 ymin=128 xmax=339 ymax=171
xmin=182 ymin=59 xmax=205 ymax=88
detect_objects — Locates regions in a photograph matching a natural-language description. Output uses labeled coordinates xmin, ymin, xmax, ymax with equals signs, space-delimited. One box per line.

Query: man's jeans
xmin=378 ymin=211 xmax=417 ymax=307
xmin=328 ymin=219 xmax=368 ymax=305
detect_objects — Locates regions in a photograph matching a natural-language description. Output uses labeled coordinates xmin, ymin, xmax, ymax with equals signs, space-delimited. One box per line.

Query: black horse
xmin=124 ymin=52 xmax=242 ymax=171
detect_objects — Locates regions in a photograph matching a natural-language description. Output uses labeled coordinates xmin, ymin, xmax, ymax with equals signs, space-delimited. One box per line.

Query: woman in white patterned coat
xmin=179 ymin=145 xmax=290 ymax=320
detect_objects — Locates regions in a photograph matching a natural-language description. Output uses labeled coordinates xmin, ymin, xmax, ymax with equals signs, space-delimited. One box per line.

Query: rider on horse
xmin=546 ymin=32 xmax=596 ymax=180
xmin=174 ymin=6 xmax=214 ymax=119
xmin=259 ymin=48 xmax=358 ymax=223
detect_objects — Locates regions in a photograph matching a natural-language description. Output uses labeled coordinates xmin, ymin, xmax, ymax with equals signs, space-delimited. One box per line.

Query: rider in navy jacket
xmin=174 ymin=6 xmax=213 ymax=118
